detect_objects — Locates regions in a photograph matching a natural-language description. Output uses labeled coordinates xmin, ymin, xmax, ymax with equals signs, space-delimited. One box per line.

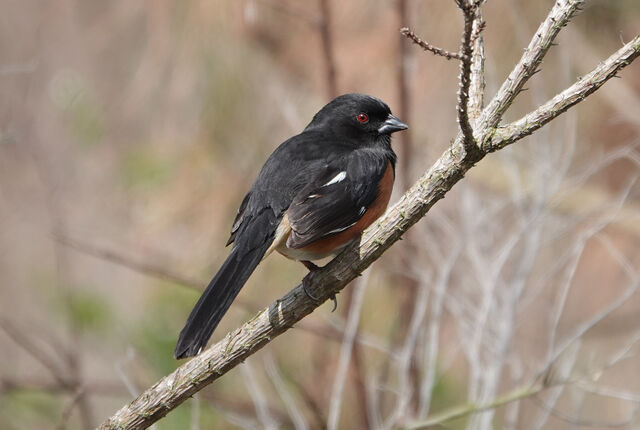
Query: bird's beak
xmin=378 ymin=114 xmax=408 ymax=134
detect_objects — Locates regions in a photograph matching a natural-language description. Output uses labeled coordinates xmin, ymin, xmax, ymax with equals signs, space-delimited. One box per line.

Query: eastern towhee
xmin=175 ymin=93 xmax=408 ymax=359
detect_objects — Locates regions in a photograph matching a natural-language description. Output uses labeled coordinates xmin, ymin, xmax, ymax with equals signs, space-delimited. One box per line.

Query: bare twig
xmin=468 ymin=11 xmax=485 ymax=120
xmin=418 ymin=242 xmax=462 ymax=417
xmin=327 ymin=273 xmax=370 ymax=430
xmin=263 ymin=354 xmax=308 ymax=430
xmin=454 ymin=0 xmax=482 ymax=155
xmin=485 ymin=35 xmax=640 ymax=151
xmin=0 ymin=319 xmax=69 ymax=388
xmin=396 ymin=0 xmax=422 ymax=418
xmin=404 ymin=382 xmax=547 ymax=429
xmin=0 ymin=377 xmax=125 ymax=397
xmin=255 ymin=0 xmax=321 ymax=27
xmin=404 ymin=352 xmax=632 ymax=430
xmin=56 ymin=387 xmax=86 ymax=430
xmin=400 ymin=27 xmax=463 ymax=61
xmin=55 ymin=233 xmax=203 ymax=291
xmin=478 ymin=0 xmax=585 ymax=130
xmin=318 ymin=0 xmax=338 ymax=98
xmin=241 ymin=361 xmax=279 ymax=430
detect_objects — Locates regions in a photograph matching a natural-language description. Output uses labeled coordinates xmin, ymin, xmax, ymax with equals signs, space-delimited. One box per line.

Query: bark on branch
xmin=98 ymin=1 xmax=639 ymax=428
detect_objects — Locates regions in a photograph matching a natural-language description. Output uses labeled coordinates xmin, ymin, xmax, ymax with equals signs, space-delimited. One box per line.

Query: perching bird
xmin=175 ymin=93 xmax=408 ymax=359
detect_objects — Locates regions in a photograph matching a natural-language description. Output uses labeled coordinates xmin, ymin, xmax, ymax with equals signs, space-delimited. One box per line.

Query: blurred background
xmin=1 ymin=0 xmax=639 ymax=429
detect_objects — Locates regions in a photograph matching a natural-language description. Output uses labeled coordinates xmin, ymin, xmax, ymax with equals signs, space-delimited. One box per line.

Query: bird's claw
xmin=302 ymin=278 xmax=321 ymax=302
xmin=302 ymin=277 xmax=338 ymax=312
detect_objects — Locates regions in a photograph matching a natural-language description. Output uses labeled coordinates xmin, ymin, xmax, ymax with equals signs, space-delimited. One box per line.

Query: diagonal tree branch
xmin=98 ymin=34 xmax=639 ymax=430
xmin=98 ymin=0 xmax=639 ymax=425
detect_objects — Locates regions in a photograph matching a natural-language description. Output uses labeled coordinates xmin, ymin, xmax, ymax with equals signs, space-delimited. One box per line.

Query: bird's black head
xmin=305 ymin=93 xmax=408 ymax=143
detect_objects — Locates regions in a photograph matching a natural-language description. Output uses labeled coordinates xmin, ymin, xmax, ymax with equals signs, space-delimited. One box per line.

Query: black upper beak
xmin=378 ymin=114 xmax=409 ymax=135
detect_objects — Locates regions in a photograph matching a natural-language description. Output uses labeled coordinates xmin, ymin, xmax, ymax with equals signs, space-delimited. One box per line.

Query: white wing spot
xmin=359 ymin=206 xmax=366 ymax=216
xmin=322 ymin=171 xmax=347 ymax=187
xmin=326 ymin=221 xmax=357 ymax=235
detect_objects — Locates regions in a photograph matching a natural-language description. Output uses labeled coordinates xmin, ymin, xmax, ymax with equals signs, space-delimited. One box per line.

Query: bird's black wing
xmin=287 ymin=149 xmax=391 ymax=249
xmin=226 ymin=191 xmax=251 ymax=246
xmin=175 ymin=132 xmax=344 ymax=358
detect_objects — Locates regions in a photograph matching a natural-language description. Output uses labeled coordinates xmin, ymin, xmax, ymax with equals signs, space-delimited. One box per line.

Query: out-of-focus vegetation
xmin=1 ymin=0 xmax=639 ymax=429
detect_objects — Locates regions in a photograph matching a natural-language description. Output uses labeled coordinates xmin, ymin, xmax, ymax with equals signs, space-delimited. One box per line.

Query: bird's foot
xmin=301 ymin=260 xmax=338 ymax=312
xmin=302 ymin=276 xmax=321 ymax=302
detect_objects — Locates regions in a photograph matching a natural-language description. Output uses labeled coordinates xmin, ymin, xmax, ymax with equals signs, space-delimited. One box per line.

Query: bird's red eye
xmin=356 ymin=112 xmax=369 ymax=123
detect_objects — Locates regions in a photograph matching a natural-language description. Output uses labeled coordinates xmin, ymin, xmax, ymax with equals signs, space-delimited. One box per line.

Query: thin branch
xmin=418 ymin=243 xmax=462 ymax=417
xmin=485 ymin=34 xmax=640 ymax=151
xmin=403 ymin=382 xmax=547 ymax=429
xmin=255 ymin=0 xmax=321 ymax=27
xmin=56 ymin=387 xmax=86 ymax=430
xmin=468 ymin=12 xmax=485 ymax=120
xmin=531 ymin=395 xmax=637 ymax=428
xmin=241 ymin=361 xmax=278 ymax=430
xmin=0 ymin=377 xmax=125 ymax=397
xmin=396 ymin=2 xmax=422 ymax=416
xmin=318 ymin=0 xmax=338 ymax=98
xmin=454 ymin=0 xmax=482 ymax=155
xmin=327 ymin=272 xmax=370 ymax=430
xmin=405 ymin=351 xmax=628 ymax=430
xmin=400 ymin=27 xmax=463 ymax=60
xmin=0 ymin=319 xmax=70 ymax=388
xmin=263 ymin=354 xmax=308 ymax=430
xmin=478 ymin=0 xmax=585 ymax=130
xmin=54 ymin=233 xmax=203 ymax=292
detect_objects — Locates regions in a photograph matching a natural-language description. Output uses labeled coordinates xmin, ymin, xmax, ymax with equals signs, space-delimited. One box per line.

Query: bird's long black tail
xmin=174 ymin=238 xmax=272 ymax=359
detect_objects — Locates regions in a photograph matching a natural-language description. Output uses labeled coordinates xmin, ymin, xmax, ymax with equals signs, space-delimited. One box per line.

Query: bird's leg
xmin=301 ymin=260 xmax=321 ymax=301
xmin=301 ymin=260 xmax=320 ymax=271
xmin=300 ymin=260 xmax=338 ymax=312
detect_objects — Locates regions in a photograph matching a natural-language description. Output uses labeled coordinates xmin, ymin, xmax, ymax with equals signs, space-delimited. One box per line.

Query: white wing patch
xmin=359 ymin=206 xmax=366 ymax=216
xmin=326 ymin=221 xmax=357 ymax=235
xmin=322 ymin=171 xmax=347 ymax=187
